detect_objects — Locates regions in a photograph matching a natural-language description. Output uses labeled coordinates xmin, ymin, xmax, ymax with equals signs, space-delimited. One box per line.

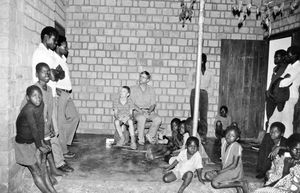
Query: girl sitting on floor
xmin=163 ymin=136 xmax=204 ymax=193
xmin=254 ymin=133 xmax=300 ymax=193
xmin=204 ymin=125 xmax=248 ymax=193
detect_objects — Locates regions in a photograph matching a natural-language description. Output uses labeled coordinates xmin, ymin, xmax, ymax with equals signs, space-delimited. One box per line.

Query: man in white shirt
xmin=190 ymin=53 xmax=214 ymax=143
xmin=54 ymin=35 xmax=80 ymax=157
xmin=32 ymin=26 xmax=73 ymax=173
xmin=269 ymin=46 xmax=300 ymax=137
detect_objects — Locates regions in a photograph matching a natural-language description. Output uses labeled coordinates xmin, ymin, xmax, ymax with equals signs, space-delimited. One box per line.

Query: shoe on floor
xmin=57 ymin=164 xmax=74 ymax=172
xmin=63 ymin=151 xmax=76 ymax=158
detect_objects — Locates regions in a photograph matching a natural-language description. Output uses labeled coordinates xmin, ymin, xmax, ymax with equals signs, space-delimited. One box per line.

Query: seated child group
xmin=15 ymin=26 xmax=300 ymax=193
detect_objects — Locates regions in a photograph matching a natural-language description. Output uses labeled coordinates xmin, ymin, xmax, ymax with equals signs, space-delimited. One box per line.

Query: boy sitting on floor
xmin=113 ymin=86 xmax=137 ymax=149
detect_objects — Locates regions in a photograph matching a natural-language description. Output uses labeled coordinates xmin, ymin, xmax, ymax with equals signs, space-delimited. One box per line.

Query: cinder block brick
xmin=146 ymin=8 xmax=156 ymax=14
xmin=170 ymin=46 xmax=179 ymax=53
xmin=167 ymin=89 xmax=177 ymax=95
xmin=120 ymin=30 xmax=130 ymax=36
xmin=130 ymin=8 xmax=141 ymax=14
xmin=177 ymin=39 xmax=187 ymax=46
xmin=174 ymin=111 xmax=184 ymax=117
xmin=136 ymin=30 xmax=147 ymax=36
xmin=128 ymin=37 xmax=139 ymax=44
xmin=145 ymin=38 xmax=155 ymax=44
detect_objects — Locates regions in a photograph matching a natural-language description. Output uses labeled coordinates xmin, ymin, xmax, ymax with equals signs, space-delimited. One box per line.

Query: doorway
xmin=219 ymin=39 xmax=269 ymax=138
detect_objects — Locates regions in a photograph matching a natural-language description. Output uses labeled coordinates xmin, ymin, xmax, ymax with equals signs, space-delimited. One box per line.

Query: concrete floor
xmin=23 ymin=134 xmax=264 ymax=193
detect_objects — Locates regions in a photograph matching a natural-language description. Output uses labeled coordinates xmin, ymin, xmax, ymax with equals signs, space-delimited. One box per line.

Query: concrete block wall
xmin=0 ymin=1 xmax=11 ymax=191
xmin=271 ymin=0 xmax=300 ymax=34
xmin=201 ymin=0 xmax=264 ymax=136
xmin=0 ymin=0 xmax=66 ymax=192
xmin=66 ymin=0 xmax=264 ymax=135
xmin=55 ymin=0 xmax=67 ymax=27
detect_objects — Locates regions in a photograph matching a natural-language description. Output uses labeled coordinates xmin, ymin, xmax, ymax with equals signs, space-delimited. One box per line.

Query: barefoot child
xmin=145 ymin=118 xmax=183 ymax=162
xmin=163 ymin=136 xmax=204 ymax=193
xmin=34 ymin=62 xmax=69 ymax=178
xmin=113 ymin=86 xmax=136 ymax=149
xmin=205 ymin=125 xmax=248 ymax=193
xmin=15 ymin=85 xmax=56 ymax=193
xmin=182 ymin=117 xmax=209 ymax=162
xmin=215 ymin=105 xmax=232 ymax=141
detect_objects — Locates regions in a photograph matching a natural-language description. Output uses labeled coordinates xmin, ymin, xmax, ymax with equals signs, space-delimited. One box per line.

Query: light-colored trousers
xmin=57 ymin=91 xmax=80 ymax=154
xmin=134 ymin=111 xmax=161 ymax=144
xmin=50 ymin=97 xmax=65 ymax=167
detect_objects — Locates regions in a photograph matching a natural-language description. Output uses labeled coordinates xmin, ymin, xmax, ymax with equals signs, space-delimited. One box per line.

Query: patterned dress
xmin=254 ymin=164 xmax=300 ymax=193
xmin=265 ymin=155 xmax=285 ymax=186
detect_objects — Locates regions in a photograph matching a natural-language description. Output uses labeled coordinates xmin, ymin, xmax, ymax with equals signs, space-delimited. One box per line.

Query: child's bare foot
xmin=51 ymin=168 xmax=66 ymax=176
xmin=130 ymin=142 xmax=137 ymax=150
xmin=236 ymin=187 xmax=243 ymax=193
xmin=145 ymin=148 xmax=154 ymax=160
xmin=116 ymin=137 xmax=125 ymax=146
xmin=241 ymin=180 xmax=249 ymax=193
xmin=50 ymin=175 xmax=58 ymax=185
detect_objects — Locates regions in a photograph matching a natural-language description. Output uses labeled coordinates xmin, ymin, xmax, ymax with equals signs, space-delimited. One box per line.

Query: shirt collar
xmin=39 ymin=43 xmax=48 ymax=51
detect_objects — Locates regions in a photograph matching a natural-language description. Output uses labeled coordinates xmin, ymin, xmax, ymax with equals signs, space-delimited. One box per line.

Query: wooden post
xmin=192 ymin=0 xmax=205 ymax=137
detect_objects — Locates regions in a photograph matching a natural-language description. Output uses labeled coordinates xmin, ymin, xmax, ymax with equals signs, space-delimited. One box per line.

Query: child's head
xmin=269 ymin=122 xmax=285 ymax=141
xmin=287 ymin=133 xmax=300 ymax=160
xmin=170 ymin=118 xmax=181 ymax=133
xmin=219 ymin=105 xmax=228 ymax=117
xmin=41 ymin=26 xmax=58 ymax=50
xmin=224 ymin=125 xmax=241 ymax=144
xmin=36 ymin=62 xmax=50 ymax=83
xmin=185 ymin=117 xmax=193 ymax=136
xmin=186 ymin=136 xmax=199 ymax=155
xmin=56 ymin=35 xmax=68 ymax=56
xmin=274 ymin=49 xmax=287 ymax=65
xmin=120 ymin=86 xmax=130 ymax=98
xmin=178 ymin=120 xmax=186 ymax=135
xmin=26 ymin=85 xmax=43 ymax=107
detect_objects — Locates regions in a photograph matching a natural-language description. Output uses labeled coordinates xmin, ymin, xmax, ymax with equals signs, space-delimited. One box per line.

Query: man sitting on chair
xmin=130 ymin=71 xmax=162 ymax=145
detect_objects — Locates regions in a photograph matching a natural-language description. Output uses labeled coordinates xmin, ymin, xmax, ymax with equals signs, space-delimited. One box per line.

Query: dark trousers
xmin=256 ymin=133 xmax=274 ymax=175
xmin=215 ymin=121 xmax=224 ymax=140
xmin=266 ymin=96 xmax=277 ymax=121
xmin=190 ymin=89 xmax=208 ymax=137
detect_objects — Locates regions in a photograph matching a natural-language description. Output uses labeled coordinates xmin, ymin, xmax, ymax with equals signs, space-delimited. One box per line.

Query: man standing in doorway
xmin=130 ymin=71 xmax=162 ymax=145
xmin=190 ymin=53 xmax=213 ymax=143
xmin=268 ymin=46 xmax=300 ymax=137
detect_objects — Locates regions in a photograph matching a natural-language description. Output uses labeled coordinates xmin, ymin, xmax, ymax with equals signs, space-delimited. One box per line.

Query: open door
xmin=219 ymin=39 xmax=269 ymax=138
